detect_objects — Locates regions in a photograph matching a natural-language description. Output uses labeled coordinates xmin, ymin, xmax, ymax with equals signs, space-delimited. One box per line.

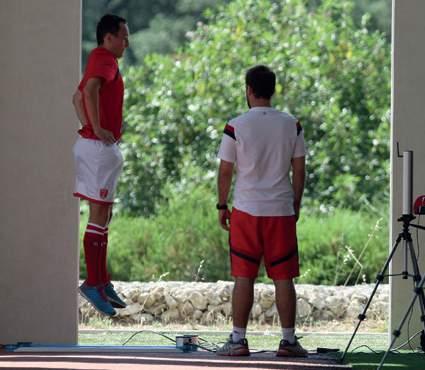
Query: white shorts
xmin=73 ymin=137 xmax=123 ymax=205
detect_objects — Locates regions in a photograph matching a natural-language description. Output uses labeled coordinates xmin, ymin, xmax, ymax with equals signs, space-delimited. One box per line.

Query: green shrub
xmin=79 ymin=182 xmax=388 ymax=285
xmin=296 ymin=208 xmax=388 ymax=285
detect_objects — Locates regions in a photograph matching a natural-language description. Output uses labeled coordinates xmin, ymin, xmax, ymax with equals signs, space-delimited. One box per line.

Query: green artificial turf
xmin=345 ymin=352 xmax=424 ymax=370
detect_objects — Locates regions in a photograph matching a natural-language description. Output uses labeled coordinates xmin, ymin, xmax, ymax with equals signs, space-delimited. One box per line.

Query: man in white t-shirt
xmin=216 ymin=65 xmax=307 ymax=357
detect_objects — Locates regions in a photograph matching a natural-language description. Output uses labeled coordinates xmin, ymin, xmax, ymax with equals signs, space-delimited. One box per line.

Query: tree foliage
xmin=118 ymin=0 xmax=390 ymax=215
xmin=353 ymin=0 xmax=391 ymax=40
xmin=82 ymin=0 xmax=390 ymax=66
xmin=82 ymin=0 xmax=228 ymax=66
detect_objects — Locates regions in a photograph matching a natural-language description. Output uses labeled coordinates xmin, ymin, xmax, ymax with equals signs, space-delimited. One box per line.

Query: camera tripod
xmin=341 ymin=149 xmax=425 ymax=369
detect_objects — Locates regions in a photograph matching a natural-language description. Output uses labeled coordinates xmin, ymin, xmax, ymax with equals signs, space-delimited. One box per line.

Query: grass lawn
xmin=79 ymin=329 xmax=423 ymax=369
xmin=79 ymin=329 xmax=387 ymax=351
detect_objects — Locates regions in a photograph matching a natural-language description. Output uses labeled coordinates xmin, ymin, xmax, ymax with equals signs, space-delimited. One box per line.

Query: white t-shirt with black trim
xmin=217 ymin=106 xmax=306 ymax=216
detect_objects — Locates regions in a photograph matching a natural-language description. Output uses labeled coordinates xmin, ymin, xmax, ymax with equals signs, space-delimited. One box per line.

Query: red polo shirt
xmin=78 ymin=47 xmax=124 ymax=141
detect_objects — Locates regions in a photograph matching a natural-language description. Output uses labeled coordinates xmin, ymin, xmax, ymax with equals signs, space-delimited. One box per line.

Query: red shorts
xmin=229 ymin=208 xmax=299 ymax=280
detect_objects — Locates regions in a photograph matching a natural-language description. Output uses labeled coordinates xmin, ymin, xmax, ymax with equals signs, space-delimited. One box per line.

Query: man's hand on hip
xmin=94 ymin=127 xmax=116 ymax=145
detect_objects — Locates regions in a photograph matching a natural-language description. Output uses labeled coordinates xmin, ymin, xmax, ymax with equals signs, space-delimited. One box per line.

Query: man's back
xmin=215 ymin=65 xmax=308 ymax=358
xmin=219 ymin=107 xmax=305 ymax=216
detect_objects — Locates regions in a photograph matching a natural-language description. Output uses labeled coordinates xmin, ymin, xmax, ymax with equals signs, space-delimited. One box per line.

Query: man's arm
xmin=217 ymin=159 xmax=234 ymax=231
xmin=83 ymin=77 xmax=116 ymax=144
xmin=72 ymin=89 xmax=86 ymax=126
xmin=291 ymin=156 xmax=306 ymax=221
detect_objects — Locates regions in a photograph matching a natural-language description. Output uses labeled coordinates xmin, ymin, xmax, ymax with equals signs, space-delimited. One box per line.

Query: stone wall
xmin=79 ymin=281 xmax=388 ymax=326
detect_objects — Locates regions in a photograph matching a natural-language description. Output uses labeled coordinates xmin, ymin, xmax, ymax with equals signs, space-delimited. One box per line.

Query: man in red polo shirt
xmin=216 ymin=65 xmax=307 ymax=357
xmin=72 ymin=14 xmax=129 ymax=316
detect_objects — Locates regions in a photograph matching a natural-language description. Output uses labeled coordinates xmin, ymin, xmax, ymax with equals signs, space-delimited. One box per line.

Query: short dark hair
xmin=96 ymin=14 xmax=127 ymax=46
xmin=245 ymin=65 xmax=276 ymax=99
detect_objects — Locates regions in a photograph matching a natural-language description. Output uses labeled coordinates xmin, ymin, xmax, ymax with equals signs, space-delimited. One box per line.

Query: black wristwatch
xmin=216 ymin=203 xmax=228 ymax=210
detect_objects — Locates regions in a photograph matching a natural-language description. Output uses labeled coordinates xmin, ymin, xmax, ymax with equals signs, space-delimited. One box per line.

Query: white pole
xmin=402 ymin=151 xmax=413 ymax=216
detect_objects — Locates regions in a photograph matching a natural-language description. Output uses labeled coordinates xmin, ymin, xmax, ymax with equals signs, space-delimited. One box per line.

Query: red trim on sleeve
xmin=296 ymin=121 xmax=303 ymax=136
xmin=224 ymin=123 xmax=236 ymax=140
xmin=225 ymin=124 xmax=234 ymax=133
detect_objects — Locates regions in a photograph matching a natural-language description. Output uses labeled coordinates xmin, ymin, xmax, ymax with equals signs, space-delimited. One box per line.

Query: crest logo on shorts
xmin=99 ymin=188 xmax=109 ymax=199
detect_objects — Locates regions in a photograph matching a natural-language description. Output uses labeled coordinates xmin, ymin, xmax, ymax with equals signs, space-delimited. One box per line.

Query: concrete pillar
xmin=0 ymin=0 xmax=81 ymax=344
xmin=390 ymin=0 xmax=425 ymax=348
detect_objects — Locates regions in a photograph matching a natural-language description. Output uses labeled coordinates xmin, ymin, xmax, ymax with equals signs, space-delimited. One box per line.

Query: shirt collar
xmin=249 ymin=106 xmax=275 ymax=112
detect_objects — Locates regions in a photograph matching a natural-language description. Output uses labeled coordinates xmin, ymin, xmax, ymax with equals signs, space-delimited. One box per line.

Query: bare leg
xmin=88 ymin=202 xmax=110 ymax=226
xmin=216 ymin=277 xmax=253 ymax=355
xmin=274 ymin=279 xmax=296 ymax=328
xmin=274 ymin=279 xmax=308 ymax=356
xmin=232 ymin=277 xmax=255 ymax=328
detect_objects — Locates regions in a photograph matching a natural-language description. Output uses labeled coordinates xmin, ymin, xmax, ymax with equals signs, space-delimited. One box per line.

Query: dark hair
xmin=96 ymin=14 xmax=127 ymax=46
xmin=245 ymin=65 xmax=276 ymax=99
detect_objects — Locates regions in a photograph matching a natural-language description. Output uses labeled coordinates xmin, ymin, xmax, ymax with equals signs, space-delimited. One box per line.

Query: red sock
xmin=83 ymin=223 xmax=105 ymax=286
xmin=100 ymin=227 xmax=110 ymax=285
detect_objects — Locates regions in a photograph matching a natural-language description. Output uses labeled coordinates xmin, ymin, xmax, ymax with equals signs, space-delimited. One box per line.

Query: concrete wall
xmin=0 ymin=0 xmax=81 ymax=344
xmin=390 ymin=0 xmax=425 ymax=347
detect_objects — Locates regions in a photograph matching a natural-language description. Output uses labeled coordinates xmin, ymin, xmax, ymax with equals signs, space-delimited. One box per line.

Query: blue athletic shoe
xmin=104 ymin=282 xmax=127 ymax=308
xmin=79 ymin=283 xmax=116 ymax=317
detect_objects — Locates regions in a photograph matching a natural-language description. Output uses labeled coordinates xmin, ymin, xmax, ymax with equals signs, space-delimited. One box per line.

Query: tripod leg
xmin=407 ymin=240 xmax=425 ymax=327
xmin=403 ymin=239 xmax=409 ymax=279
xmin=378 ymin=274 xmax=425 ymax=370
xmin=407 ymin=235 xmax=422 ymax=283
xmin=340 ymin=234 xmax=402 ymax=363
